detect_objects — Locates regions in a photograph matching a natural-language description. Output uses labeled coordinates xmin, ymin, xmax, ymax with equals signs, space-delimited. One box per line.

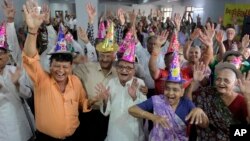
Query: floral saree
xmin=193 ymin=86 xmax=240 ymax=141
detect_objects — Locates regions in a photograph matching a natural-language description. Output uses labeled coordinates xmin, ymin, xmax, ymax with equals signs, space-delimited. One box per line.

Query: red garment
xmin=155 ymin=69 xmax=168 ymax=95
xmin=181 ymin=66 xmax=193 ymax=88
xmin=228 ymin=94 xmax=248 ymax=122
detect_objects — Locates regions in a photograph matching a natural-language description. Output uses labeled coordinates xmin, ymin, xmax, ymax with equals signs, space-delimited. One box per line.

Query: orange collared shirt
xmin=22 ymin=52 xmax=90 ymax=139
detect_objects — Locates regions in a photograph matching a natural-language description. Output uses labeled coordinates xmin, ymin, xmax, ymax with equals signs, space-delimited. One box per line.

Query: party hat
xmin=0 ymin=23 xmax=10 ymax=51
xmin=118 ymin=31 xmax=133 ymax=53
xmin=167 ymin=32 xmax=179 ymax=53
xmin=121 ymin=39 xmax=136 ymax=63
xmin=96 ymin=22 xmax=119 ymax=52
xmin=97 ymin=21 xmax=106 ymax=39
xmin=165 ymin=52 xmax=185 ymax=83
xmin=48 ymin=26 xmax=74 ymax=54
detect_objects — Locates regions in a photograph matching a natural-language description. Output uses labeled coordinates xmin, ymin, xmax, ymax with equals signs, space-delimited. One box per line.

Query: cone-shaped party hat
xmin=121 ymin=38 xmax=136 ymax=63
xmin=48 ymin=25 xmax=74 ymax=54
xmin=97 ymin=21 xmax=106 ymax=39
xmin=165 ymin=52 xmax=185 ymax=83
xmin=119 ymin=31 xmax=133 ymax=53
xmin=167 ymin=32 xmax=179 ymax=53
xmin=0 ymin=23 xmax=9 ymax=51
xmin=96 ymin=22 xmax=119 ymax=52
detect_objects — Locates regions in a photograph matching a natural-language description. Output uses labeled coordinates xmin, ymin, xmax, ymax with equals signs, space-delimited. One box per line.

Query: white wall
xmin=98 ymin=2 xmax=159 ymax=18
xmin=75 ymin=0 xmax=98 ymax=46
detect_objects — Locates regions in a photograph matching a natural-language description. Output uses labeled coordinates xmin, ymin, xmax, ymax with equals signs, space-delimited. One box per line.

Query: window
xmin=161 ymin=7 xmax=173 ymax=21
xmin=185 ymin=6 xmax=204 ymax=22
xmin=185 ymin=6 xmax=194 ymax=20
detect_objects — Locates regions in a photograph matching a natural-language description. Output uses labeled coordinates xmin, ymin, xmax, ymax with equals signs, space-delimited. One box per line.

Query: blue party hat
xmin=48 ymin=26 xmax=74 ymax=54
xmin=165 ymin=52 xmax=185 ymax=83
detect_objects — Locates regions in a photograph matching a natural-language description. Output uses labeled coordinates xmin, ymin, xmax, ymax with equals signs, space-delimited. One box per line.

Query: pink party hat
xmin=48 ymin=26 xmax=74 ymax=54
xmin=97 ymin=21 xmax=106 ymax=39
xmin=119 ymin=31 xmax=133 ymax=53
xmin=166 ymin=52 xmax=185 ymax=83
xmin=121 ymin=39 xmax=136 ymax=63
xmin=0 ymin=23 xmax=9 ymax=51
xmin=167 ymin=32 xmax=179 ymax=53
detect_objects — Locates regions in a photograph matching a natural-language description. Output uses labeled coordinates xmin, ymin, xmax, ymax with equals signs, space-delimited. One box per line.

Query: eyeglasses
xmin=117 ymin=65 xmax=134 ymax=71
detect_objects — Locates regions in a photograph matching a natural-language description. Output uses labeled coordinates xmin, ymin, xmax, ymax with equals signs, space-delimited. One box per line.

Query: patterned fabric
xmin=193 ymin=86 xmax=240 ymax=141
xmin=116 ymin=24 xmax=124 ymax=45
xmin=149 ymin=95 xmax=188 ymax=141
xmin=87 ymin=23 xmax=95 ymax=46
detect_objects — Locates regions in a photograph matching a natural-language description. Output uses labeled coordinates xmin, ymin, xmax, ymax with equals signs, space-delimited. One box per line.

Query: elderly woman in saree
xmin=190 ymin=62 xmax=250 ymax=140
xmin=129 ymin=52 xmax=209 ymax=141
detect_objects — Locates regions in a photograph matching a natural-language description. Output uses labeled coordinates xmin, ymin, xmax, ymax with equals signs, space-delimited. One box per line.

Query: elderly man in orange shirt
xmin=22 ymin=1 xmax=97 ymax=140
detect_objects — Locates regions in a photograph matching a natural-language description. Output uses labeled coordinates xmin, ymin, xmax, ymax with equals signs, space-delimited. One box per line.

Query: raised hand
xmin=185 ymin=107 xmax=209 ymax=127
xmin=86 ymin=3 xmax=96 ymax=24
xmin=23 ymin=0 xmax=45 ymax=32
xmin=77 ymin=27 xmax=89 ymax=44
xmin=193 ymin=62 xmax=206 ymax=82
xmin=95 ymin=83 xmax=110 ymax=103
xmin=156 ymin=30 xmax=169 ymax=46
xmin=129 ymin=10 xmax=137 ymax=24
xmin=128 ymin=78 xmax=139 ymax=100
xmin=2 ymin=0 xmax=16 ymax=22
xmin=190 ymin=28 xmax=201 ymax=41
xmin=138 ymin=9 xmax=141 ymax=16
xmin=232 ymin=15 xmax=237 ymax=24
xmin=117 ymin=8 xmax=125 ymax=26
xmin=106 ymin=10 xmax=113 ymax=20
xmin=152 ymin=30 xmax=169 ymax=55
xmin=197 ymin=14 xmax=201 ymax=23
xmin=218 ymin=16 xmax=223 ymax=24
xmin=238 ymin=71 xmax=250 ymax=100
xmin=42 ymin=3 xmax=50 ymax=24
xmin=174 ymin=13 xmax=181 ymax=31
xmin=199 ymin=23 xmax=215 ymax=47
xmin=216 ymin=30 xmax=224 ymax=43
xmin=241 ymin=34 xmax=250 ymax=48
xmin=139 ymin=85 xmax=148 ymax=95
xmin=9 ymin=66 xmax=21 ymax=85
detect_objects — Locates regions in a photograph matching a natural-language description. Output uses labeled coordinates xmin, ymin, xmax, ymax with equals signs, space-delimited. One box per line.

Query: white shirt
xmin=6 ymin=22 xmax=22 ymax=66
xmin=0 ymin=65 xmax=33 ymax=141
xmin=101 ymin=77 xmax=146 ymax=141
